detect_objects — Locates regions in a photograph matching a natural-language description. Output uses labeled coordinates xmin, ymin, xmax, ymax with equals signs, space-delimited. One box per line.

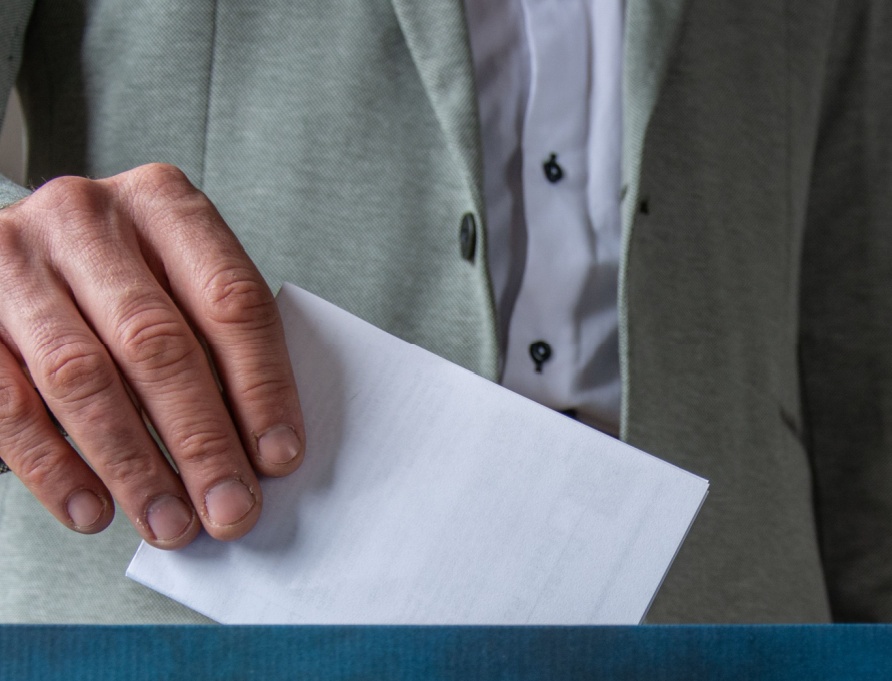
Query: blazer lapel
xmin=618 ymin=0 xmax=691 ymax=436
xmin=389 ymin=0 xmax=484 ymax=208
xmin=621 ymin=0 xmax=691 ymax=232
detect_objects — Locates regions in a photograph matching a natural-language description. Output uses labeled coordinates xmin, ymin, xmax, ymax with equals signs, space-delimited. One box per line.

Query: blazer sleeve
xmin=800 ymin=0 xmax=892 ymax=621
xmin=0 ymin=0 xmax=33 ymax=208
xmin=0 ymin=0 xmax=36 ymax=475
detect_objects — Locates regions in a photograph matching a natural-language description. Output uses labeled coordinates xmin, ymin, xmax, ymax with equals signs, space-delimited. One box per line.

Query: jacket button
xmin=459 ymin=212 xmax=477 ymax=261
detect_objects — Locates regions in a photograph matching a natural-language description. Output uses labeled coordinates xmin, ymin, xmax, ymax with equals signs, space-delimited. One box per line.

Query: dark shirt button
xmin=543 ymin=153 xmax=564 ymax=183
xmin=459 ymin=212 xmax=477 ymax=261
xmin=529 ymin=340 xmax=552 ymax=373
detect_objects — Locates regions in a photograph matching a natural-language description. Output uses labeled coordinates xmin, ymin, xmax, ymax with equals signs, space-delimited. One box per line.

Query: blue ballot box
xmin=2 ymin=625 xmax=891 ymax=680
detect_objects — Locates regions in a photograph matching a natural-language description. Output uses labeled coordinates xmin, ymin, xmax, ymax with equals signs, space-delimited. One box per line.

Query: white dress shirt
xmin=464 ymin=0 xmax=625 ymax=435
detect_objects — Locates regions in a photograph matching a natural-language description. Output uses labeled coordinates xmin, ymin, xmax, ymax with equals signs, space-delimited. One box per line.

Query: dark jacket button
xmin=459 ymin=212 xmax=477 ymax=261
xmin=543 ymin=153 xmax=564 ymax=183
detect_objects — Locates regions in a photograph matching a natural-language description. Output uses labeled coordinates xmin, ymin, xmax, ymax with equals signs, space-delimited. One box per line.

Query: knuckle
xmin=0 ymin=216 xmax=27 ymax=265
xmin=0 ymin=377 xmax=36 ymax=427
xmin=239 ymin=375 xmax=294 ymax=407
xmin=133 ymin=163 xmax=199 ymax=203
xmin=39 ymin=174 xmax=92 ymax=199
xmin=28 ymin=176 xmax=121 ymax=256
xmin=126 ymin=164 xmax=220 ymax=232
xmin=203 ymin=266 xmax=276 ymax=328
xmin=0 ymin=176 xmax=114 ymax=265
xmin=15 ymin=446 xmax=68 ymax=489
xmin=99 ymin=447 xmax=152 ymax=488
xmin=34 ymin=175 xmax=108 ymax=219
xmin=119 ymin=319 xmax=196 ymax=375
xmin=36 ymin=341 xmax=115 ymax=406
xmin=115 ymin=292 xmax=197 ymax=374
xmin=168 ymin=428 xmax=233 ymax=467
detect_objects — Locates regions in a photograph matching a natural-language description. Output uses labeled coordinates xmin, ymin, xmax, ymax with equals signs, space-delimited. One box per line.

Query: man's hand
xmin=0 ymin=163 xmax=305 ymax=549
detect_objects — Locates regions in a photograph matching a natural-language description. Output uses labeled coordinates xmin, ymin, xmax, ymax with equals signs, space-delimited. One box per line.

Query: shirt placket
xmin=503 ymin=0 xmax=593 ymax=408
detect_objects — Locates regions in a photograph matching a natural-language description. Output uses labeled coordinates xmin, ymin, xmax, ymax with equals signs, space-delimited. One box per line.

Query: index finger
xmin=120 ymin=165 xmax=305 ymax=478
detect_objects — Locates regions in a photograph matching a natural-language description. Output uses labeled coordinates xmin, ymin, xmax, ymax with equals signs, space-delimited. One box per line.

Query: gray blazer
xmin=0 ymin=0 xmax=890 ymax=623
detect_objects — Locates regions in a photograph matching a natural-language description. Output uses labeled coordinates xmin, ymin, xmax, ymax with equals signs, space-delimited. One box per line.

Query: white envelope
xmin=127 ymin=283 xmax=708 ymax=624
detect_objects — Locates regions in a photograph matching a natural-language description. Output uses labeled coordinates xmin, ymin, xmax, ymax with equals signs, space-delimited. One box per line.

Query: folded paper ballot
xmin=127 ymin=283 xmax=708 ymax=624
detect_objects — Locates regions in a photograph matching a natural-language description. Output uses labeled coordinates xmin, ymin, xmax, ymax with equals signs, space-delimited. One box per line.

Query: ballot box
xmin=2 ymin=625 xmax=891 ymax=680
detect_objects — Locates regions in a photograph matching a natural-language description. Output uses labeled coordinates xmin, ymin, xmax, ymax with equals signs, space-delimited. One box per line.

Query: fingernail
xmin=67 ymin=489 xmax=105 ymax=529
xmin=205 ymin=479 xmax=256 ymax=526
xmin=258 ymin=424 xmax=302 ymax=466
xmin=146 ymin=495 xmax=194 ymax=541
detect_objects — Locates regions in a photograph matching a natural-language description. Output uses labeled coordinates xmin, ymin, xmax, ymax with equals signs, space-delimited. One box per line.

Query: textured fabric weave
xmin=0 ymin=0 xmax=890 ymax=624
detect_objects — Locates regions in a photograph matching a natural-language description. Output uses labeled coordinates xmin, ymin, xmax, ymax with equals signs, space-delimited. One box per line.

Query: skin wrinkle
xmin=123 ymin=168 xmax=237 ymax=284
xmin=10 ymin=399 xmax=63 ymax=458
xmin=164 ymin=428 xmax=233 ymax=468
xmin=113 ymin=307 xmax=196 ymax=377
xmin=235 ymin=373 xmax=293 ymax=405
xmin=202 ymin=267 xmax=274 ymax=326
xmin=16 ymin=445 xmax=72 ymax=493
xmin=98 ymin=441 xmax=168 ymax=489
xmin=0 ymin=375 xmax=30 ymax=425
xmin=42 ymin=373 xmax=131 ymax=440
xmin=35 ymin=178 xmax=119 ymax=263
xmin=0 ymin=215 xmax=200 ymax=537
xmin=0 ymin=162 xmax=301 ymax=550
xmin=124 ymin=340 xmax=205 ymax=388
xmin=55 ymin=231 xmax=142 ymax=292
xmin=124 ymin=164 xmax=199 ymax=210
xmin=0 ymin=225 xmax=58 ymax=319
xmin=0 ymin=253 xmax=137 ymax=375
xmin=36 ymin=341 xmax=116 ymax=407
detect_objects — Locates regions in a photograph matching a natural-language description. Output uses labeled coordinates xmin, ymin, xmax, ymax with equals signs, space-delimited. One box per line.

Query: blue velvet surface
xmin=2 ymin=625 xmax=890 ymax=680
